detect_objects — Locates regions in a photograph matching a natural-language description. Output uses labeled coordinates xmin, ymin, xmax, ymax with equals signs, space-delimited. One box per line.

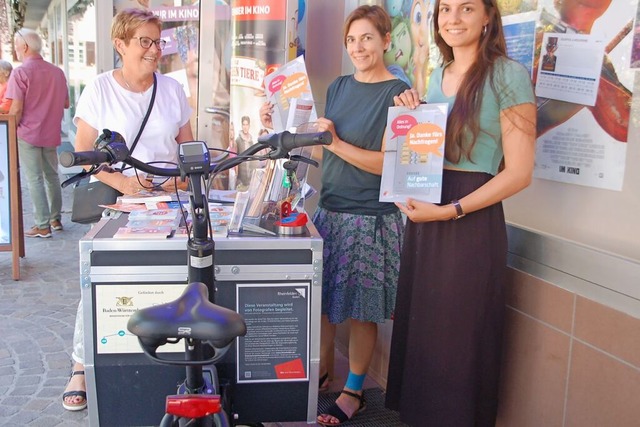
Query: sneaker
xmin=25 ymin=226 xmax=52 ymax=238
xmin=50 ymin=220 xmax=64 ymax=231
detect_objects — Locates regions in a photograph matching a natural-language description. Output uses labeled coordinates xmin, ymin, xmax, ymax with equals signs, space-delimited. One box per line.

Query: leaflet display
xmin=380 ymin=103 xmax=448 ymax=203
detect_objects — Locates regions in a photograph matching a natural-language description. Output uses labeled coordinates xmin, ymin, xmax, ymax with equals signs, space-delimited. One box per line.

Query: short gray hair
xmin=0 ymin=60 xmax=12 ymax=80
xmin=15 ymin=28 xmax=43 ymax=54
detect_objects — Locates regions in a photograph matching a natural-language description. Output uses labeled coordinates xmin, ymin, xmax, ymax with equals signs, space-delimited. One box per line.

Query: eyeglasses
xmin=131 ymin=36 xmax=166 ymax=51
xmin=15 ymin=31 xmax=29 ymax=48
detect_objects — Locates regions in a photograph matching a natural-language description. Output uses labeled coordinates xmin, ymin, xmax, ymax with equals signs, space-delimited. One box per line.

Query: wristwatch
xmin=451 ymin=199 xmax=465 ymax=220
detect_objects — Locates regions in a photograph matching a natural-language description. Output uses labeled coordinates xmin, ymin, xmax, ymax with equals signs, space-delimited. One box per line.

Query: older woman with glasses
xmin=63 ymin=8 xmax=193 ymax=412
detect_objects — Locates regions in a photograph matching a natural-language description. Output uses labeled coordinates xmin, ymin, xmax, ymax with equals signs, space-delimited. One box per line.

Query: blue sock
xmin=345 ymin=371 xmax=365 ymax=391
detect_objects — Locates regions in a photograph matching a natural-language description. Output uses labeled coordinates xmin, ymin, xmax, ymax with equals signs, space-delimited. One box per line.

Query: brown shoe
xmin=25 ymin=226 xmax=52 ymax=238
xmin=50 ymin=220 xmax=64 ymax=231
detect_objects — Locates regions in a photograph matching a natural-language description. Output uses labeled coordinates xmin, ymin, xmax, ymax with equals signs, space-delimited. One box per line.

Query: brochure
xmin=113 ymin=226 xmax=174 ymax=240
xmin=126 ymin=219 xmax=181 ymax=228
xmin=117 ymin=190 xmax=173 ymax=204
xmin=128 ymin=208 xmax=182 ymax=222
xmin=379 ymin=103 xmax=448 ymax=203
xmin=263 ymin=55 xmax=317 ymax=132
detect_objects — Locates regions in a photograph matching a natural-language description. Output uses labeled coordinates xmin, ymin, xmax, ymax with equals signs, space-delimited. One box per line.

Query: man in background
xmin=6 ymin=28 xmax=69 ymax=238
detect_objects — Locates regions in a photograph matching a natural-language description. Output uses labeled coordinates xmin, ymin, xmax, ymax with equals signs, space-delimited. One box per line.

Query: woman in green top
xmin=385 ymin=0 xmax=536 ymax=425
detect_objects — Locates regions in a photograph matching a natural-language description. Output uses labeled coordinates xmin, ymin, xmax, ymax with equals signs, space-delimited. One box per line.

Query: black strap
xmin=129 ymin=73 xmax=157 ymax=155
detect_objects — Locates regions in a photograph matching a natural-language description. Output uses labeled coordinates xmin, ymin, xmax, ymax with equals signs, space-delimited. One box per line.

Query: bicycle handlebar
xmin=59 ymin=128 xmax=332 ymax=178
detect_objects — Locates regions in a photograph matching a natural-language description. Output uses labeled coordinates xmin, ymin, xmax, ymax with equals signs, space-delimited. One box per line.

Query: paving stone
xmin=23 ymin=398 xmax=53 ymax=412
xmin=10 ymin=385 xmax=39 ymax=396
xmin=5 ymin=409 xmax=40 ymax=425
xmin=0 ymin=366 xmax=16 ymax=375
xmin=0 ymin=404 xmax=21 ymax=418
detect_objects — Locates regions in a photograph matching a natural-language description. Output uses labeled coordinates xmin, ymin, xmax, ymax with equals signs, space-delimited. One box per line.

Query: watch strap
xmin=451 ymin=199 xmax=465 ymax=220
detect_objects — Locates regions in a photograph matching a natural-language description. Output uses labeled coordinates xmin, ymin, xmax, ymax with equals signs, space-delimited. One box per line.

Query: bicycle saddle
xmin=127 ymin=282 xmax=247 ymax=351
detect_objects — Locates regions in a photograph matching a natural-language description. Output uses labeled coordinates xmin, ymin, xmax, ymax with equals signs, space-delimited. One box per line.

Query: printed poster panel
xmin=94 ymin=283 xmax=187 ymax=354
xmin=631 ymin=1 xmax=640 ymax=68
xmin=0 ymin=121 xmax=10 ymax=245
xmin=535 ymin=33 xmax=605 ymax=106
xmin=236 ymin=283 xmax=309 ymax=383
xmin=230 ymin=0 xmax=298 ymax=190
xmin=532 ymin=0 xmax=635 ymax=191
xmin=502 ymin=11 xmax=542 ymax=76
xmin=382 ymin=0 xmax=438 ymax=99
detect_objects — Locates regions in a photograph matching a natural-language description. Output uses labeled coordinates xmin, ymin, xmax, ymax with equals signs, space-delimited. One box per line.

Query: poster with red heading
xmin=230 ymin=0 xmax=302 ymax=190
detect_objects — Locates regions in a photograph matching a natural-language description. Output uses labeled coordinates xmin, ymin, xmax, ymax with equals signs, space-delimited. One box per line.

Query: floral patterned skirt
xmin=312 ymin=207 xmax=404 ymax=324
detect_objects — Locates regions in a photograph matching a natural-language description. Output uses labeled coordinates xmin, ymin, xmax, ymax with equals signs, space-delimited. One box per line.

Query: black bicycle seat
xmin=127 ymin=282 xmax=247 ymax=350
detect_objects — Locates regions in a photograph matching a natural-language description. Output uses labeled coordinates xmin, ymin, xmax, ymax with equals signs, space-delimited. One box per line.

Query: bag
xmin=70 ymin=73 xmax=158 ymax=224
xmin=71 ymin=178 xmax=122 ymax=224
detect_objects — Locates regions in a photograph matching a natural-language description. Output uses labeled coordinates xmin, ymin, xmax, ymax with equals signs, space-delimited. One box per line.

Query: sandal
xmin=319 ymin=371 xmax=331 ymax=393
xmin=317 ymin=389 xmax=366 ymax=426
xmin=62 ymin=370 xmax=87 ymax=411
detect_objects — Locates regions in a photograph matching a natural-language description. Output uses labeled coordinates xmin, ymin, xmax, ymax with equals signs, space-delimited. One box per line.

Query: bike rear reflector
xmin=165 ymin=394 xmax=222 ymax=418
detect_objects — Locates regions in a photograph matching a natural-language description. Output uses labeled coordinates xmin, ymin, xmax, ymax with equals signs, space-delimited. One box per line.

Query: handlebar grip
xmin=59 ymin=150 xmax=112 ymax=167
xmin=257 ymin=131 xmax=332 ymax=159
xmin=280 ymin=131 xmax=332 ymax=151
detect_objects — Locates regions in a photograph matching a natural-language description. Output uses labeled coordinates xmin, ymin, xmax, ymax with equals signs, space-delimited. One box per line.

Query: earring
xmin=482 ymin=25 xmax=487 ymax=36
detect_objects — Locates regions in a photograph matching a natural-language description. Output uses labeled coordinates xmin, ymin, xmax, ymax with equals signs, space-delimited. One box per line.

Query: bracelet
xmin=451 ymin=199 xmax=465 ymax=220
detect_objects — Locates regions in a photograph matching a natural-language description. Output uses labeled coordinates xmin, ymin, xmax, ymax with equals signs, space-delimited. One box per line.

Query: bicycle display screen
xmin=178 ymin=141 xmax=210 ymax=174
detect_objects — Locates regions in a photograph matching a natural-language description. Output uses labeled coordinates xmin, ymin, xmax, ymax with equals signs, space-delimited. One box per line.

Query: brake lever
xmin=289 ymin=154 xmax=318 ymax=168
xmin=60 ymin=164 xmax=112 ymax=188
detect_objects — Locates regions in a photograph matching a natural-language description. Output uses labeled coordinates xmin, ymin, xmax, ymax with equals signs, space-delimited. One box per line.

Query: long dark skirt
xmin=385 ymin=170 xmax=507 ymax=427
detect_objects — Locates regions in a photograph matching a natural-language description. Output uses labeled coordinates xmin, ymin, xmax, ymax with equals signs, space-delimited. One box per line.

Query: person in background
xmin=384 ymin=0 xmax=536 ymax=425
xmin=235 ymin=115 xmax=254 ymax=189
xmin=62 ymin=8 xmax=193 ymax=412
xmin=0 ymin=60 xmax=13 ymax=113
xmin=6 ymin=29 xmax=69 ymax=238
xmin=304 ymin=5 xmax=409 ymax=426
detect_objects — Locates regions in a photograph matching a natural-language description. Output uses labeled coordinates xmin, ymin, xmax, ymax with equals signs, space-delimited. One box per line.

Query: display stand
xmin=80 ymin=214 xmax=322 ymax=426
xmin=0 ymin=115 xmax=25 ymax=280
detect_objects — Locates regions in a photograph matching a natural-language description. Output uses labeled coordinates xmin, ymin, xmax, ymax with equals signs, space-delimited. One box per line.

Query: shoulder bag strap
xmin=129 ymin=72 xmax=157 ymax=155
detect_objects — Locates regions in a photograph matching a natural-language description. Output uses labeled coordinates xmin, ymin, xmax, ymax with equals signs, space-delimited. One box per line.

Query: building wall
xmin=497 ymin=268 xmax=640 ymax=427
xmin=336 ymin=267 xmax=640 ymax=427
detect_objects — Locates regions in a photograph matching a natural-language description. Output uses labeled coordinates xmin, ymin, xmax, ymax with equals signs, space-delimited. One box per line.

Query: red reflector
xmin=165 ymin=394 xmax=222 ymax=418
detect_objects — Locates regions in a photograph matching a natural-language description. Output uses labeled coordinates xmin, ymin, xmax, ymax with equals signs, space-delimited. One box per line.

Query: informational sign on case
xmin=94 ymin=284 xmax=187 ymax=354
xmin=236 ymin=283 xmax=309 ymax=383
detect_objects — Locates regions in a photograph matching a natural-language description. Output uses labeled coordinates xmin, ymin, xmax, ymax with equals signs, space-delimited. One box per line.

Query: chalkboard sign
xmin=0 ymin=115 xmax=24 ymax=280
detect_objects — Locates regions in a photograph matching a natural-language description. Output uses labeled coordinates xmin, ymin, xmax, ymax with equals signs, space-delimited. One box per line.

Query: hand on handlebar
xmin=314 ymin=118 xmax=338 ymax=153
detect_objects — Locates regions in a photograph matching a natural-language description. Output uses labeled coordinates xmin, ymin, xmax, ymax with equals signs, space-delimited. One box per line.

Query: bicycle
xmin=60 ymin=128 xmax=331 ymax=426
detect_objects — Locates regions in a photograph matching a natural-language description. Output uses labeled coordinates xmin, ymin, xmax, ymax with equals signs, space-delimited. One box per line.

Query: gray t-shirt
xmin=320 ymin=75 xmax=409 ymax=215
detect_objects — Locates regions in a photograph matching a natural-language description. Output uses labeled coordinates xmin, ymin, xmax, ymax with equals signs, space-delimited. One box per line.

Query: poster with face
xmin=383 ymin=0 xmax=438 ymax=99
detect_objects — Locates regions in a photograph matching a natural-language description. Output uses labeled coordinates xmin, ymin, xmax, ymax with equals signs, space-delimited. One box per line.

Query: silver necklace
xmin=120 ymin=69 xmax=147 ymax=95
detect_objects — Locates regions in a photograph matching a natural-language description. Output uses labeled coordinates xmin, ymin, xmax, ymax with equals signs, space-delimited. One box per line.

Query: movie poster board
xmin=382 ymin=0 xmax=636 ymax=191
xmin=229 ymin=0 xmax=301 ymax=190
xmin=0 ymin=115 xmax=24 ymax=280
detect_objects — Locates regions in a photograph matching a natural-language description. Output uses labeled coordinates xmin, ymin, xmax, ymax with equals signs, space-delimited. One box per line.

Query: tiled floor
xmin=261 ymin=349 xmax=380 ymax=426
